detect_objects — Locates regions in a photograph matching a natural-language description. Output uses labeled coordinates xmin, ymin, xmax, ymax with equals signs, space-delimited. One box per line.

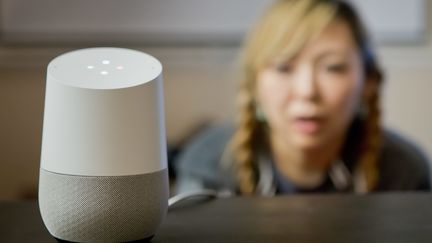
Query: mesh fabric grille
xmin=39 ymin=168 xmax=168 ymax=242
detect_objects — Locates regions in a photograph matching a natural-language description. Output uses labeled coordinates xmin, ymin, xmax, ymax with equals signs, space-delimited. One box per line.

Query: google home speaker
xmin=38 ymin=47 xmax=168 ymax=242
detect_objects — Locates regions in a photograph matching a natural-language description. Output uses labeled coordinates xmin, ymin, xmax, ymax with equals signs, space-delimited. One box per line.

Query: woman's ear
xmin=357 ymin=73 xmax=379 ymax=120
xmin=362 ymin=73 xmax=379 ymax=102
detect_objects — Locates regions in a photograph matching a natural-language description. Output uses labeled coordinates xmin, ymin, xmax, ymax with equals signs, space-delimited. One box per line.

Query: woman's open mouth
xmin=292 ymin=116 xmax=324 ymax=134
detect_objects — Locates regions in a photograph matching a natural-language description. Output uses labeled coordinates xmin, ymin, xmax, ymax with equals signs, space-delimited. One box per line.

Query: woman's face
xmin=256 ymin=20 xmax=365 ymax=151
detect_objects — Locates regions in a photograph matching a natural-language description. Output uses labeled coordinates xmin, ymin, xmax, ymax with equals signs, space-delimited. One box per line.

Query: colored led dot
xmin=102 ymin=60 xmax=110 ymax=65
xmin=116 ymin=65 xmax=124 ymax=70
xmin=87 ymin=65 xmax=94 ymax=69
xmin=100 ymin=71 xmax=108 ymax=75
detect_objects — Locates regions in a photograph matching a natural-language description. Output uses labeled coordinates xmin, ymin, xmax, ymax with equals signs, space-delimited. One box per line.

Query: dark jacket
xmin=174 ymin=123 xmax=431 ymax=195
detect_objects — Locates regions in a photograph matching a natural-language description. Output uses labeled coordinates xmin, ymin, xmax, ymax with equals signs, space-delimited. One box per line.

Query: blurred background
xmin=0 ymin=0 xmax=430 ymax=200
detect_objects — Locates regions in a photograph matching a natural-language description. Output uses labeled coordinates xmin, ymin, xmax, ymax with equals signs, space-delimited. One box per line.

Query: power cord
xmin=168 ymin=189 xmax=233 ymax=208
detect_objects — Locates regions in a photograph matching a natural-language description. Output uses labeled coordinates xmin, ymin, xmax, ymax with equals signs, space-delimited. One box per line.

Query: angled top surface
xmin=47 ymin=47 xmax=162 ymax=89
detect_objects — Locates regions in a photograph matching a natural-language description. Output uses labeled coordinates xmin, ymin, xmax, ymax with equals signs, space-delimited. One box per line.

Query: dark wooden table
xmin=2 ymin=193 xmax=432 ymax=243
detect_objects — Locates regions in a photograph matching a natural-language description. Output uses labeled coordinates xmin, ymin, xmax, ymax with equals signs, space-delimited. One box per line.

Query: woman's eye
xmin=326 ymin=63 xmax=348 ymax=73
xmin=275 ymin=63 xmax=293 ymax=73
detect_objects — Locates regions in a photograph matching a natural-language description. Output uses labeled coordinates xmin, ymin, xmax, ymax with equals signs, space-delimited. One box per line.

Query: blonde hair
xmin=230 ymin=0 xmax=383 ymax=194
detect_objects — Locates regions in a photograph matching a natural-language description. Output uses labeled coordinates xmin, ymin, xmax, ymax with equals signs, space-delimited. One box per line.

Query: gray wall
xmin=1 ymin=0 xmax=426 ymax=44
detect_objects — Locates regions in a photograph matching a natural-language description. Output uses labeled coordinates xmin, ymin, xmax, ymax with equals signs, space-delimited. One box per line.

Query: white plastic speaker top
xmin=40 ymin=47 xmax=167 ymax=176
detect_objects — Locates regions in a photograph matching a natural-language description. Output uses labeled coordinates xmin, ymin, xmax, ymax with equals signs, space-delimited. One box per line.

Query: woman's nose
xmin=292 ymin=66 xmax=319 ymax=101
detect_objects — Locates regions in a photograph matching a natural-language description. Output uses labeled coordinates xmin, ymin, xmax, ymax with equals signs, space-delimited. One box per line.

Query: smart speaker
xmin=38 ymin=47 xmax=168 ymax=242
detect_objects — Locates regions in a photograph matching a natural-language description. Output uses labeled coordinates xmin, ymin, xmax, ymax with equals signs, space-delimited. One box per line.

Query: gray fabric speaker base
xmin=39 ymin=168 xmax=168 ymax=243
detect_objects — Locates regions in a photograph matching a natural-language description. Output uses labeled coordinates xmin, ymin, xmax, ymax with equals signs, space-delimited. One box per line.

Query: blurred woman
xmin=175 ymin=0 xmax=431 ymax=195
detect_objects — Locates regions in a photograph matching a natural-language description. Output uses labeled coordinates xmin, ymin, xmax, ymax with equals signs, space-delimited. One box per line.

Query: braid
xmin=333 ymin=0 xmax=383 ymax=192
xmin=229 ymin=76 xmax=259 ymax=195
xmin=359 ymin=67 xmax=382 ymax=192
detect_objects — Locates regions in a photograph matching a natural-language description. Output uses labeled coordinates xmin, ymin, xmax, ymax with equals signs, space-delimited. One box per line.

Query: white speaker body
xmin=38 ymin=47 xmax=169 ymax=242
